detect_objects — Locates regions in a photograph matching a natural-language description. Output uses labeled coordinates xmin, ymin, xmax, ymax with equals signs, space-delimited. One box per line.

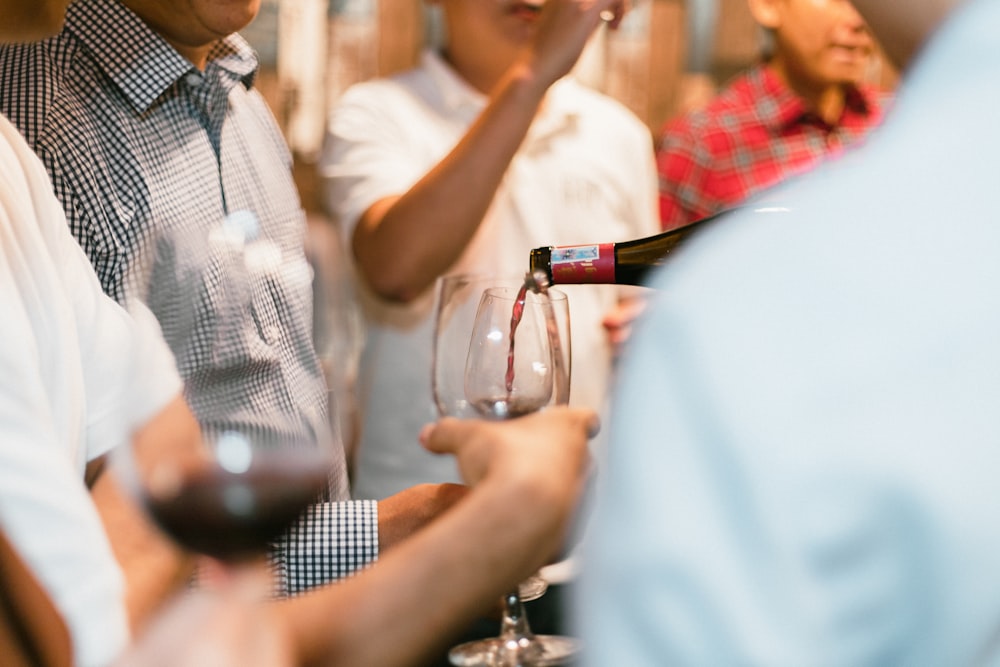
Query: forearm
xmin=283 ymin=473 xmax=575 ymax=667
xmin=92 ymin=468 xmax=195 ymax=633
xmin=376 ymin=483 xmax=468 ymax=552
xmin=352 ymin=63 xmax=550 ymax=302
xmin=94 ymin=395 xmax=202 ymax=631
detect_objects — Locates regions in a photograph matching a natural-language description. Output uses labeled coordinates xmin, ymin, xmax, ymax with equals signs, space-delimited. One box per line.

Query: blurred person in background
xmin=319 ymin=0 xmax=658 ymax=504
xmin=580 ymin=0 xmax=1000 ymax=664
xmin=0 ymin=0 xmax=470 ymax=603
xmin=0 ymin=3 xmax=201 ymax=663
xmin=657 ymin=0 xmax=886 ymax=230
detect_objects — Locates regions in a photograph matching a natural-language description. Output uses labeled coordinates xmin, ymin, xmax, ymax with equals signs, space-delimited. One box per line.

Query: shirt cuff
xmin=271 ymin=499 xmax=379 ymax=596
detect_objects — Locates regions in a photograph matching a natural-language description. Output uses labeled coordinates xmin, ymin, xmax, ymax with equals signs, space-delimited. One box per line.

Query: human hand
xmin=419 ymin=407 xmax=598 ymax=499
xmin=602 ymin=294 xmax=648 ymax=360
xmin=523 ymin=0 xmax=631 ymax=87
xmin=377 ymin=483 xmax=469 ymax=552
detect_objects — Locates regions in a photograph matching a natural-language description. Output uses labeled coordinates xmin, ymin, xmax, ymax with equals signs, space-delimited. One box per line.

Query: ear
xmin=747 ymin=0 xmax=782 ymax=30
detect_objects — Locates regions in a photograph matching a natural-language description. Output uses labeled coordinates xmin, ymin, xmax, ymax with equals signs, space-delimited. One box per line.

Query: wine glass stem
xmin=497 ymin=589 xmax=544 ymax=664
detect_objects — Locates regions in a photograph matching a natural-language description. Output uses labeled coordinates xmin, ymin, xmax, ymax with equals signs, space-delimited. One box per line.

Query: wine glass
xmin=126 ymin=428 xmax=334 ymax=566
xmin=432 ymin=273 xmax=578 ymax=666
xmin=433 ymin=274 xmax=571 ymax=420
xmin=433 ymin=273 xmax=570 ymax=602
xmin=114 ymin=210 xmax=340 ymax=590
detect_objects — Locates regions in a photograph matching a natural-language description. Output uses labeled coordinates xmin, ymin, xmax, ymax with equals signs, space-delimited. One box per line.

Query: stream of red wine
xmin=505 ymin=282 xmax=530 ymax=397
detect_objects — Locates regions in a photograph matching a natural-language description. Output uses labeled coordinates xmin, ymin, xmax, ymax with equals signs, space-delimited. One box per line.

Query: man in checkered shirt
xmin=0 ymin=0 xmax=467 ymax=598
xmin=656 ymin=0 xmax=886 ymax=230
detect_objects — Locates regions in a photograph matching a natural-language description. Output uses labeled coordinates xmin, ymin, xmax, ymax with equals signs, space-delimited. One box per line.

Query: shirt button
xmin=184 ymin=72 xmax=203 ymax=88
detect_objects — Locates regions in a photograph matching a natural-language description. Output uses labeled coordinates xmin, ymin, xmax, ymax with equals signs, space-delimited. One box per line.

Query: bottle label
xmin=550 ymin=243 xmax=615 ymax=284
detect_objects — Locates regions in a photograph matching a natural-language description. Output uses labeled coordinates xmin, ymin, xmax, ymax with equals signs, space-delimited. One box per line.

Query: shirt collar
xmin=421 ymin=48 xmax=580 ymax=141
xmin=749 ymin=64 xmax=877 ymax=131
xmin=67 ymin=0 xmax=258 ymax=114
xmin=422 ymin=49 xmax=487 ymax=116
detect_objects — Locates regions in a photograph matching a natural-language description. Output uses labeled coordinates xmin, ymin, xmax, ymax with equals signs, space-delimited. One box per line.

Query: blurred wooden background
xmin=249 ymin=0 xmax=895 ymax=166
xmin=251 ymin=0 xmax=765 ymax=157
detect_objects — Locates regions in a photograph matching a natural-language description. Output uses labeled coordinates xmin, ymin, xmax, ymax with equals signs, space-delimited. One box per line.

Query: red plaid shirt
xmin=657 ymin=64 xmax=884 ymax=230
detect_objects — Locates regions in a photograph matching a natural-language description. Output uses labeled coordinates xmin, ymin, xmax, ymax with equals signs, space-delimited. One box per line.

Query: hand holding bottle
xmin=602 ymin=294 xmax=649 ymax=359
xmin=520 ymin=0 xmax=631 ymax=88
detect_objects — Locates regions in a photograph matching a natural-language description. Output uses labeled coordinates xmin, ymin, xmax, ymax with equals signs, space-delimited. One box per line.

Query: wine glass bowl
xmin=137 ymin=432 xmax=334 ymax=564
xmin=464 ymin=286 xmax=556 ymax=420
xmin=433 ymin=274 xmax=571 ymax=420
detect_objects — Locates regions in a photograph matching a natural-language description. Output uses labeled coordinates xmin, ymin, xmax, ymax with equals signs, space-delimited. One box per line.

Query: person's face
xmin=0 ymin=0 xmax=72 ymax=43
xmin=758 ymin=0 xmax=874 ymax=89
xmin=436 ymin=0 xmax=545 ymax=72
xmin=123 ymin=0 xmax=262 ymax=54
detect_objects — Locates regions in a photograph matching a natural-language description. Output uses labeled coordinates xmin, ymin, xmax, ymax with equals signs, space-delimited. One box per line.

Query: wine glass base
xmin=448 ymin=634 xmax=580 ymax=666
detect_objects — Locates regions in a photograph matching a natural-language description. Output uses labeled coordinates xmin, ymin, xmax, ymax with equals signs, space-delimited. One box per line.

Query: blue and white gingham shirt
xmin=0 ymin=0 xmax=377 ymax=593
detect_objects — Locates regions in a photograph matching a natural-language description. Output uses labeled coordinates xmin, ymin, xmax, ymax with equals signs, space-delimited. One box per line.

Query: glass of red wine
xmin=128 ymin=430 xmax=333 ymax=566
xmin=432 ymin=273 xmax=577 ymax=666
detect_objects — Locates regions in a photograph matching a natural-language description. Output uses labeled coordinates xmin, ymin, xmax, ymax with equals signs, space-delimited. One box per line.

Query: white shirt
xmin=321 ymin=50 xmax=659 ymax=500
xmin=0 ymin=114 xmax=182 ymax=667
xmin=581 ymin=0 xmax=1000 ymax=664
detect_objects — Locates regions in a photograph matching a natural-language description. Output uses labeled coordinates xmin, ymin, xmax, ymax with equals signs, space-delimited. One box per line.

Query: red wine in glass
xmin=143 ymin=449 xmax=331 ymax=563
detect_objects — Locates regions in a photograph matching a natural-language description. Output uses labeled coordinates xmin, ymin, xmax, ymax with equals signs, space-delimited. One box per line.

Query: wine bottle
xmin=529 ymin=207 xmax=775 ymax=286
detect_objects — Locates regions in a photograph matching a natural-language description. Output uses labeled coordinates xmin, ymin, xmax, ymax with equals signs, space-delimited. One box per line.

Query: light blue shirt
xmin=580 ymin=0 xmax=1000 ymax=664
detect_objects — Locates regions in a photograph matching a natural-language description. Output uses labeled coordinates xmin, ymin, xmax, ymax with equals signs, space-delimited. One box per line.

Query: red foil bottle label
xmin=550 ymin=243 xmax=615 ymax=284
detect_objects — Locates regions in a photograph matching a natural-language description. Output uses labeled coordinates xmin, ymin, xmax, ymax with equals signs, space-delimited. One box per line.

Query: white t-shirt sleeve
xmin=319 ymin=82 xmax=430 ymax=247
xmin=1 ymin=115 xmax=181 ymax=667
xmin=44 ymin=177 xmax=182 ymax=463
xmin=0 ymin=379 xmax=129 ymax=667
xmin=0 ymin=118 xmax=134 ymax=667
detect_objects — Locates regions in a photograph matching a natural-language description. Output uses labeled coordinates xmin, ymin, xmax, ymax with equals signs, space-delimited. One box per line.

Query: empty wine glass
xmin=432 ymin=273 xmax=578 ymax=666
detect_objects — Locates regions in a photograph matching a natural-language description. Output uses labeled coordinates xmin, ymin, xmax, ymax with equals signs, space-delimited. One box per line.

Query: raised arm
xmin=349 ymin=0 xmax=629 ymax=302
